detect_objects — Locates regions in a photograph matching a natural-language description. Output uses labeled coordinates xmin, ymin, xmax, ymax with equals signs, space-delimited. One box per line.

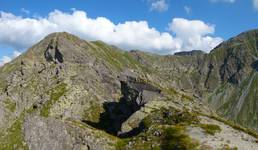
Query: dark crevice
xmin=204 ymin=63 xmax=214 ymax=88
xmin=55 ymin=68 xmax=60 ymax=76
xmin=83 ymin=81 xmax=142 ymax=137
xmin=44 ymin=40 xmax=64 ymax=64
xmin=54 ymin=46 xmax=64 ymax=63
xmin=251 ymin=60 xmax=258 ymax=71
xmin=219 ymin=52 xmax=245 ymax=85
xmin=83 ymin=77 xmax=161 ymax=138
xmin=38 ymin=63 xmax=46 ymax=74
xmin=44 ymin=43 xmax=54 ymax=62
xmin=20 ymin=68 xmax=24 ymax=76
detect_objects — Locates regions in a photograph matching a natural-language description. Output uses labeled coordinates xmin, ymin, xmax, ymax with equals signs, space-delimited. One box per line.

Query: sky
xmin=0 ymin=0 xmax=258 ymax=66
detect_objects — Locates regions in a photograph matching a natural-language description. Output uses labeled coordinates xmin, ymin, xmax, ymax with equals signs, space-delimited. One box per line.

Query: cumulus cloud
xmin=210 ymin=0 xmax=235 ymax=3
xmin=0 ymin=10 xmax=222 ymax=55
xmin=0 ymin=51 xmax=21 ymax=66
xmin=150 ymin=0 xmax=169 ymax=12
xmin=253 ymin=0 xmax=258 ymax=10
xmin=169 ymin=18 xmax=223 ymax=52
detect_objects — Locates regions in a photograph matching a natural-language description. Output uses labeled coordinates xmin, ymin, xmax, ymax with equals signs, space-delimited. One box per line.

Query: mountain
xmin=132 ymin=29 xmax=258 ymax=130
xmin=0 ymin=30 xmax=258 ymax=150
xmin=174 ymin=50 xmax=206 ymax=56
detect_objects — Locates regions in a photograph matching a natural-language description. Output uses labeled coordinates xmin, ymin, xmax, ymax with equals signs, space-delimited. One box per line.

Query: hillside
xmin=0 ymin=30 xmax=258 ymax=150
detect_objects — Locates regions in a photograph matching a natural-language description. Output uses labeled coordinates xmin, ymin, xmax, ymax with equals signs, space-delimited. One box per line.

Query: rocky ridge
xmin=0 ymin=30 xmax=258 ymax=149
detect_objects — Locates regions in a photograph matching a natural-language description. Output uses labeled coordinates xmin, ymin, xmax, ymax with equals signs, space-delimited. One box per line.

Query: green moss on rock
xmin=142 ymin=108 xmax=200 ymax=128
xmin=40 ymin=83 xmax=67 ymax=117
xmin=83 ymin=102 xmax=104 ymax=123
xmin=0 ymin=112 xmax=29 ymax=150
xmin=115 ymin=139 xmax=128 ymax=150
xmin=3 ymin=98 xmax=16 ymax=112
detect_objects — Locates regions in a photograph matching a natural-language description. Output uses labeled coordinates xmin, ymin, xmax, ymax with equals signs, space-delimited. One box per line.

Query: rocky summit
xmin=1 ymin=30 xmax=258 ymax=150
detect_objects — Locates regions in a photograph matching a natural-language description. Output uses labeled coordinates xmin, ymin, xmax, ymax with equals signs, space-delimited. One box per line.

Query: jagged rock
xmin=24 ymin=115 xmax=73 ymax=150
xmin=23 ymin=115 xmax=114 ymax=150
xmin=174 ymin=50 xmax=206 ymax=56
xmin=44 ymin=40 xmax=64 ymax=64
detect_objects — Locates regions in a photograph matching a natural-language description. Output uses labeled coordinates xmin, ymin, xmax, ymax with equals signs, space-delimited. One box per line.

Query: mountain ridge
xmin=0 ymin=29 xmax=258 ymax=150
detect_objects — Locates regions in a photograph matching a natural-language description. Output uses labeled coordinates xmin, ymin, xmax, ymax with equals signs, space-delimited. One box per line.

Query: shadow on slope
xmin=83 ymin=78 xmax=161 ymax=138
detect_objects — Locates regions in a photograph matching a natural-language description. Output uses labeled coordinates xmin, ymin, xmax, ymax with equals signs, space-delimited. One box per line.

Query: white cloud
xmin=0 ymin=51 xmax=21 ymax=66
xmin=169 ymin=18 xmax=223 ymax=52
xmin=210 ymin=0 xmax=235 ymax=3
xmin=253 ymin=0 xmax=258 ymax=10
xmin=184 ymin=6 xmax=192 ymax=14
xmin=150 ymin=0 xmax=169 ymax=12
xmin=13 ymin=50 xmax=22 ymax=57
xmin=0 ymin=56 xmax=12 ymax=66
xmin=0 ymin=10 xmax=222 ymax=55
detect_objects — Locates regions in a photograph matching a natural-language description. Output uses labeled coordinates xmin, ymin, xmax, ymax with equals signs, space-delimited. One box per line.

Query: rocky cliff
xmin=130 ymin=29 xmax=258 ymax=130
xmin=0 ymin=30 xmax=258 ymax=150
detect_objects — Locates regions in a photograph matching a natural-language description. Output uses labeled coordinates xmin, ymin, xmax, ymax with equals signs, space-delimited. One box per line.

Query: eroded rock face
xmin=44 ymin=40 xmax=64 ymax=64
xmin=120 ymin=74 xmax=161 ymax=109
xmin=24 ymin=115 xmax=113 ymax=150
xmin=24 ymin=115 xmax=73 ymax=150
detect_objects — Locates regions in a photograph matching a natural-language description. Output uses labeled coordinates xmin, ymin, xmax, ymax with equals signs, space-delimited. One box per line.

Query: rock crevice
xmin=84 ymin=75 xmax=162 ymax=137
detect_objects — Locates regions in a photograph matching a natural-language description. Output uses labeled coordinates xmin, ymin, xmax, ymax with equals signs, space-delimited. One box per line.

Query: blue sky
xmin=0 ymin=0 xmax=258 ymax=65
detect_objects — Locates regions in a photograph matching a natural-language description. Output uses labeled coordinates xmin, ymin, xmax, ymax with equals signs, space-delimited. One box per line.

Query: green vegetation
xmin=40 ymin=83 xmax=67 ymax=117
xmin=89 ymin=41 xmax=149 ymax=72
xmin=0 ymin=112 xmax=29 ymax=150
xmin=3 ymin=98 xmax=16 ymax=112
xmin=161 ymin=126 xmax=199 ymax=150
xmin=208 ymin=70 xmax=258 ymax=131
xmin=142 ymin=108 xmax=200 ymax=128
xmin=83 ymin=102 xmax=104 ymax=123
xmin=200 ymin=124 xmax=221 ymax=135
xmin=236 ymin=73 xmax=258 ymax=128
xmin=89 ymin=41 xmax=127 ymax=71
xmin=0 ymin=79 xmax=7 ymax=92
xmin=118 ymin=108 xmax=201 ymax=150
xmin=201 ymin=114 xmax=258 ymax=139
xmin=115 ymin=139 xmax=128 ymax=150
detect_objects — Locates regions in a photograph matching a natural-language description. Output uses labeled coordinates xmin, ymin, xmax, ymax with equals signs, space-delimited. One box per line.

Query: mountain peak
xmin=44 ymin=32 xmax=78 ymax=40
xmin=24 ymin=32 xmax=93 ymax=65
xmin=237 ymin=29 xmax=258 ymax=37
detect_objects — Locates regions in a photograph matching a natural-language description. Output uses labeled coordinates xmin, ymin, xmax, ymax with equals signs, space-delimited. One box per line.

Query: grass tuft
xmin=200 ymin=124 xmax=221 ymax=135
xmin=161 ymin=126 xmax=199 ymax=150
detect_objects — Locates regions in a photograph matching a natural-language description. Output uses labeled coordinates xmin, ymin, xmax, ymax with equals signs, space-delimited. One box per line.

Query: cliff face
xmin=207 ymin=30 xmax=258 ymax=129
xmin=0 ymin=30 xmax=258 ymax=150
xmin=131 ymin=29 xmax=258 ymax=130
